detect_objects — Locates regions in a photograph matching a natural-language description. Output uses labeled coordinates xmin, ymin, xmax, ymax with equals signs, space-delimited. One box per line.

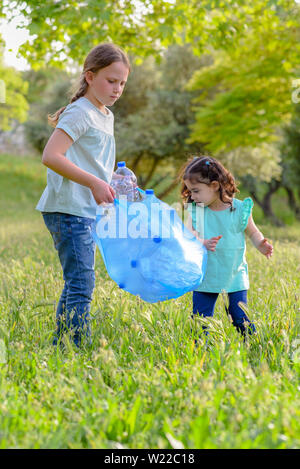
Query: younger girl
xmin=180 ymin=156 xmax=273 ymax=339
xmin=36 ymin=43 xmax=130 ymax=347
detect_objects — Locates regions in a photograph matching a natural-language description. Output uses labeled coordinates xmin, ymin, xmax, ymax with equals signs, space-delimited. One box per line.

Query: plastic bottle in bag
xmin=96 ymin=162 xmax=140 ymax=219
xmin=111 ymin=161 xmax=139 ymax=202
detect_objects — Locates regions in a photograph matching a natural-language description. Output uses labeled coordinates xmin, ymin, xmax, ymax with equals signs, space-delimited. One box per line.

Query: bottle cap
xmin=117 ymin=161 xmax=126 ymax=167
xmin=145 ymin=189 xmax=154 ymax=195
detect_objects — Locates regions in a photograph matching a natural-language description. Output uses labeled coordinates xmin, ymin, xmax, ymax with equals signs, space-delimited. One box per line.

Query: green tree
xmin=3 ymin=0 xmax=300 ymax=217
xmin=280 ymin=104 xmax=300 ymax=219
xmin=0 ymin=48 xmax=29 ymax=132
xmin=114 ymin=45 xmax=207 ymax=197
xmin=0 ymin=0 xmax=176 ymax=68
xmin=2 ymin=0 xmax=298 ymax=68
xmin=22 ymin=67 xmax=73 ymax=153
xmin=2 ymin=1 xmax=299 ymax=164
xmin=186 ymin=0 xmax=300 ymax=181
xmin=239 ymin=103 xmax=300 ymax=226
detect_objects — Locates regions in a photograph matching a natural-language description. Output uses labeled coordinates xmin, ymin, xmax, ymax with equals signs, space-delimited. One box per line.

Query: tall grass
xmin=0 ymin=153 xmax=299 ymax=449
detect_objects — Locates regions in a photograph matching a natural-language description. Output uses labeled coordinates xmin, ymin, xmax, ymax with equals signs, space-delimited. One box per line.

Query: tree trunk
xmin=151 ymin=173 xmax=170 ymax=189
xmin=157 ymin=178 xmax=178 ymax=199
xmin=131 ymin=153 xmax=144 ymax=173
xmin=249 ymin=179 xmax=284 ymax=226
xmin=142 ymin=158 xmax=159 ymax=187
xmin=283 ymin=185 xmax=300 ymax=220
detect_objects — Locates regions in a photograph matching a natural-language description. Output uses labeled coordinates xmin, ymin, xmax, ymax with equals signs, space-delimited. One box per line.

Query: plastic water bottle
xmin=96 ymin=162 xmax=139 ymax=219
xmin=111 ymin=161 xmax=139 ymax=202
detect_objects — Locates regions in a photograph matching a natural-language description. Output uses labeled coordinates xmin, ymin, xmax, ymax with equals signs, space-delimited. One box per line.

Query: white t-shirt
xmin=36 ymin=97 xmax=115 ymax=219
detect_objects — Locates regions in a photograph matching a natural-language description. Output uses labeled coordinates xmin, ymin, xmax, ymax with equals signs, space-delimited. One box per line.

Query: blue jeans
xmin=192 ymin=290 xmax=256 ymax=338
xmin=42 ymin=212 xmax=96 ymax=346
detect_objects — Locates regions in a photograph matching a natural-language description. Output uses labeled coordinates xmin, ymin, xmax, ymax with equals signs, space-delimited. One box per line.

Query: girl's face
xmin=184 ymin=178 xmax=220 ymax=207
xmin=85 ymin=61 xmax=129 ymax=111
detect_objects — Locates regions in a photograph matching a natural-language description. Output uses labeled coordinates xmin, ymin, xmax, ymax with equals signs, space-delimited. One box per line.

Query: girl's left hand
xmin=258 ymin=238 xmax=273 ymax=259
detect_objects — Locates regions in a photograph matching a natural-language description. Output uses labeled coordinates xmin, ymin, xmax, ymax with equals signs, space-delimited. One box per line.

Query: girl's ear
xmin=84 ymin=71 xmax=94 ymax=86
xmin=210 ymin=180 xmax=220 ymax=192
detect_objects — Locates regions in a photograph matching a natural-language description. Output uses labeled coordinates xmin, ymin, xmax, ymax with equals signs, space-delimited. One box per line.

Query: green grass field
xmin=0 ymin=153 xmax=299 ymax=449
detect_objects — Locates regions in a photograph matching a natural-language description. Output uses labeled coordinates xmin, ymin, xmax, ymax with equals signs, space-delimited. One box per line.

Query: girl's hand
xmin=258 ymin=238 xmax=273 ymax=259
xmin=204 ymin=235 xmax=222 ymax=251
xmin=89 ymin=178 xmax=115 ymax=204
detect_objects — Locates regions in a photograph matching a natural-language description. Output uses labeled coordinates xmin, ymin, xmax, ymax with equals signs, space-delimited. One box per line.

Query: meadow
xmin=0 ymin=153 xmax=299 ymax=449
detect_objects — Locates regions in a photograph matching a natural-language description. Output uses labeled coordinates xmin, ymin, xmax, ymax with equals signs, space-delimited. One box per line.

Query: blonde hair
xmin=48 ymin=43 xmax=130 ymax=127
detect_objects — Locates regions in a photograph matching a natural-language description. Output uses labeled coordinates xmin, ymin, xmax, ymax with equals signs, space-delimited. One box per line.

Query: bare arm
xmin=186 ymin=213 xmax=200 ymax=238
xmin=245 ymin=214 xmax=273 ymax=258
xmin=42 ymin=128 xmax=115 ymax=204
xmin=185 ymin=213 xmax=222 ymax=251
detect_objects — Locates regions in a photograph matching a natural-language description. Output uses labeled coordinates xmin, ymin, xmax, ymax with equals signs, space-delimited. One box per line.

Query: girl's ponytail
xmin=48 ymin=73 xmax=89 ymax=128
xmin=223 ymin=169 xmax=238 ymax=198
xmin=48 ymin=106 xmax=66 ymax=128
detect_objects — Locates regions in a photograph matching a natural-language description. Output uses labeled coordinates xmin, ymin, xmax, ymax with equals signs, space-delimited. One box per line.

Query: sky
xmin=1 ymin=13 xmax=31 ymax=71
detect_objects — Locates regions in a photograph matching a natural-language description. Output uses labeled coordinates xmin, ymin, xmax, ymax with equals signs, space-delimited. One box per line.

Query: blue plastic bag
xmin=92 ymin=189 xmax=207 ymax=303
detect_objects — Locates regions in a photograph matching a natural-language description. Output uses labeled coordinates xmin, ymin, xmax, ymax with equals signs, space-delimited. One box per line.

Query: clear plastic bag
xmin=93 ymin=189 xmax=207 ymax=303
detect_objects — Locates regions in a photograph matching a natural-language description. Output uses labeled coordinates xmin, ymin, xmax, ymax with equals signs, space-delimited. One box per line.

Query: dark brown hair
xmin=48 ymin=43 xmax=130 ymax=127
xmin=179 ymin=155 xmax=239 ymax=210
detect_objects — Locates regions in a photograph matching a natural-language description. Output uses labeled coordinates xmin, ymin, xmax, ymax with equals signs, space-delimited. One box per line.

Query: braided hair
xmin=179 ymin=155 xmax=239 ymax=211
xmin=48 ymin=43 xmax=130 ymax=127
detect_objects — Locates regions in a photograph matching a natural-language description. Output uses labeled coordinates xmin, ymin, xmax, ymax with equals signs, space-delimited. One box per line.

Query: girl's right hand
xmin=89 ymin=178 xmax=115 ymax=204
xmin=204 ymin=235 xmax=222 ymax=251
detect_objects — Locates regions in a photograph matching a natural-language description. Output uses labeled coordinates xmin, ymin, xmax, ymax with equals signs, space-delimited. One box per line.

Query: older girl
xmin=36 ymin=43 xmax=130 ymax=346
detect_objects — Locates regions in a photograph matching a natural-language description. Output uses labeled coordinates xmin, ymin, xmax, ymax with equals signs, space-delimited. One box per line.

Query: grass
xmin=0 ymin=153 xmax=300 ymax=449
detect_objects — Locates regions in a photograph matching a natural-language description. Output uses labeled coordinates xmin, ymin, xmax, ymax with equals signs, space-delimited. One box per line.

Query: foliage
xmin=0 ymin=154 xmax=300 ymax=449
xmin=0 ymin=49 xmax=29 ymax=131
xmin=114 ymin=45 xmax=207 ymax=189
xmin=0 ymin=1 xmax=297 ymax=65
xmin=22 ymin=67 xmax=73 ymax=153
xmin=185 ymin=0 xmax=300 ymax=180
xmin=281 ymin=104 xmax=300 ymax=192
xmin=2 ymin=0 xmax=300 ymax=186
xmin=2 ymin=0 xmax=299 ymax=182
xmin=0 ymin=0 xmax=172 ymax=68
xmin=224 ymin=144 xmax=282 ymax=183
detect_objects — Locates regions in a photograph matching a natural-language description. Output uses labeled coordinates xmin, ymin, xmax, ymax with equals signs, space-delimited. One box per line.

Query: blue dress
xmin=188 ymin=197 xmax=254 ymax=293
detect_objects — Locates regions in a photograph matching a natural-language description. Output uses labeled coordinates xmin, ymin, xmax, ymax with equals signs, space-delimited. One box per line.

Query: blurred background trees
xmin=0 ymin=44 xmax=28 ymax=132
xmin=0 ymin=0 xmax=300 ymax=224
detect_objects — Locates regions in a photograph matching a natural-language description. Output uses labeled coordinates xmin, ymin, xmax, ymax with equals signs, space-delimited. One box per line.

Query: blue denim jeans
xmin=192 ymin=290 xmax=256 ymax=338
xmin=42 ymin=212 xmax=96 ymax=347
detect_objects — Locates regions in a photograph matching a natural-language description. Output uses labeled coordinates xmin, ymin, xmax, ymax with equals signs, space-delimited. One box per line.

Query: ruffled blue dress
xmin=188 ymin=197 xmax=254 ymax=293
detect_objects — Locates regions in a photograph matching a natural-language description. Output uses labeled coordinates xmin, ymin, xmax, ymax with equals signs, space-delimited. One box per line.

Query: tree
xmin=280 ymin=104 xmax=300 ymax=219
xmin=2 ymin=0 xmax=300 ymax=216
xmin=185 ymin=0 xmax=300 ymax=181
xmin=2 ymin=0 xmax=298 ymax=67
xmin=0 ymin=48 xmax=29 ymax=132
xmin=0 ymin=0 xmax=176 ymax=68
xmin=22 ymin=67 xmax=73 ymax=153
xmin=239 ymin=103 xmax=300 ymax=226
xmin=114 ymin=45 xmax=207 ymax=197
